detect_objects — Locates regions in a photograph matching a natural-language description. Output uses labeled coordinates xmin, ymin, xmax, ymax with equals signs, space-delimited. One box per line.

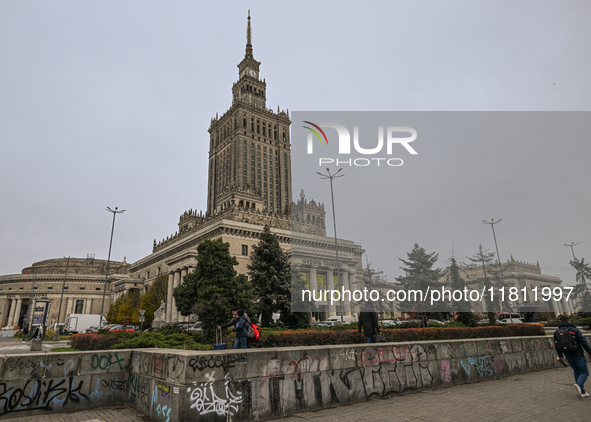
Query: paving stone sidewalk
xmin=0 ymin=405 xmax=145 ymax=422
xmin=276 ymin=363 xmax=591 ymax=422
xmin=2 ymin=365 xmax=590 ymax=422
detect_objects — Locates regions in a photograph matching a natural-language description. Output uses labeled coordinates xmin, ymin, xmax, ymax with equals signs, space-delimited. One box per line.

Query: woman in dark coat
xmin=358 ymin=302 xmax=380 ymax=343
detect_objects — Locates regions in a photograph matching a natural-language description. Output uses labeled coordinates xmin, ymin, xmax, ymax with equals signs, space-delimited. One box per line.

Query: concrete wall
xmin=0 ymin=350 xmax=131 ymax=419
xmin=0 ymin=335 xmax=575 ymax=421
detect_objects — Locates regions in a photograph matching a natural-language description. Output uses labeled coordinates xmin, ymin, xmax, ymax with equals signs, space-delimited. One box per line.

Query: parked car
xmin=186 ymin=322 xmax=203 ymax=332
xmin=499 ymin=318 xmax=523 ymax=324
xmin=327 ymin=315 xmax=357 ymax=323
xmin=109 ymin=325 xmax=136 ymax=332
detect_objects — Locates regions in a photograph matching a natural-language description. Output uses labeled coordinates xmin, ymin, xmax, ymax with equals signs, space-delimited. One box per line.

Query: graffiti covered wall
xmin=0 ymin=335 xmax=568 ymax=421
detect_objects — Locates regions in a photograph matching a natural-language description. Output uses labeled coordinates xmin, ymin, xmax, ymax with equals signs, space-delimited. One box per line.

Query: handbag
xmin=374 ymin=332 xmax=387 ymax=343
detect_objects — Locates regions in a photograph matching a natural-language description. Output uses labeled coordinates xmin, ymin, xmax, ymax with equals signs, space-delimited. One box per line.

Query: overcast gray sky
xmin=1 ymin=1 xmax=590 ymax=284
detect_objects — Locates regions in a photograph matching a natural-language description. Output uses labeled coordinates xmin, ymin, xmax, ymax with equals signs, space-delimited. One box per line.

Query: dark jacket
xmin=234 ymin=315 xmax=250 ymax=339
xmin=358 ymin=304 xmax=380 ymax=338
xmin=23 ymin=325 xmax=29 ymax=335
xmin=554 ymin=322 xmax=591 ymax=358
xmin=221 ymin=313 xmax=250 ymax=329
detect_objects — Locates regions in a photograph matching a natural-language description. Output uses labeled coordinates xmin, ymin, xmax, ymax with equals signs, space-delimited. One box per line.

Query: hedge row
xmin=70 ymin=331 xmax=211 ymax=351
xmin=248 ymin=324 xmax=545 ymax=348
xmin=70 ymin=324 xmax=544 ymax=351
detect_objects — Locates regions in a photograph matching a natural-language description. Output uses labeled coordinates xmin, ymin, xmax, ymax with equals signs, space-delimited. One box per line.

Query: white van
xmin=327 ymin=315 xmax=357 ymax=323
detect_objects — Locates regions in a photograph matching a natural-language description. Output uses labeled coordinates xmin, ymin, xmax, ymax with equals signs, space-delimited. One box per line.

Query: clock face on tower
xmin=249 ymin=69 xmax=257 ymax=78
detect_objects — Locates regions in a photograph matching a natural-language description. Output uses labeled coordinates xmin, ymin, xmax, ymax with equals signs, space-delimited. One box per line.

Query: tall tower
xmin=207 ymin=11 xmax=292 ymax=216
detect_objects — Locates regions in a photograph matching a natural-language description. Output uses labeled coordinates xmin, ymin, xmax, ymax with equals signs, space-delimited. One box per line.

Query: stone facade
xmin=0 ymin=257 xmax=139 ymax=328
xmin=457 ymin=256 xmax=574 ymax=315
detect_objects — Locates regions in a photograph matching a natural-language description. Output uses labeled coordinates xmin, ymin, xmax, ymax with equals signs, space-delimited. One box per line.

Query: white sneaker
xmin=574 ymin=384 xmax=583 ymax=398
xmin=583 ymin=392 xmax=590 ymax=398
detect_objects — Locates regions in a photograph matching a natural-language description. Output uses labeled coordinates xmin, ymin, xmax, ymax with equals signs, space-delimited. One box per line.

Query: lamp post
xmin=564 ymin=242 xmax=579 ymax=260
xmin=53 ymin=256 xmax=70 ymax=340
xmin=26 ymin=267 xmax=38 ymax=330
xmin=482 ymin=218 xmax=506 ymax=312
xmin=100 ymin=207 xmax=125 ymax=323
xmin=317 ymin=168 xmax=345 ymax=322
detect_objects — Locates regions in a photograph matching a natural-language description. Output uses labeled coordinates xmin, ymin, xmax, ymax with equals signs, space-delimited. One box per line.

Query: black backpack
xmin=555 ymin=327 xmax=579 ymax=353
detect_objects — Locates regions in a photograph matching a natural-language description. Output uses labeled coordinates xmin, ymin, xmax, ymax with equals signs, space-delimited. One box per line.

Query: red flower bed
xmin=70 ymin=334 xmax=121 ymax=351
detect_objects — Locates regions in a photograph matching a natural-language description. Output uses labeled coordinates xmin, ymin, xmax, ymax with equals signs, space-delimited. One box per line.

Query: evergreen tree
xmin=139 ymin=274 xmax=167 ymax=327
xmin=282 ymin=268 xmax=312 ymax=329
xmin=395 ymin=243 xmax=443 ymax=317
xmin=570 ymin=257 xmax=591 ymax=314
xmin=248 ymin=225 xmax=304 ymax=327
xmin=446 ymin=257 xmax=473 ymax=320
xmin=467 ymin=244 xmax=498 ymax=324
xmin=173 ymin=239 xmax=253 ymax=340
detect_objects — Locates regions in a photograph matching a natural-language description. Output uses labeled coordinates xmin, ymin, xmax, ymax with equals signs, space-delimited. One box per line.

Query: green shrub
xmin=112 ymin=330 xmax=212 ymax=350
xmin=14 ymin=330 xmax=23 ymax=338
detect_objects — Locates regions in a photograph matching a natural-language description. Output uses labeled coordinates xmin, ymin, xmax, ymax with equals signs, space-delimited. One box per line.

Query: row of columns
xmin=513 ymin=282 xmax=575 ymax=316
xmin=64 ymin=297 xmax=93 ymax=315
xmin=166 ymin=267 xmax=192 ymax=323
xmin=307 ymin=267 xmax=354 ymax=317
xmin=3 ymin=297 xmax=98 ymax=328
xmin=5 ymin=298 xmax=23 ymax=327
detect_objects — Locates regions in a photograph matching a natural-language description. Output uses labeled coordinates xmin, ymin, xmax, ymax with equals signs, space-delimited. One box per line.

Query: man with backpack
xmin=233 ymin=309 xmax=250 ymax=349
xmin=554 ymin=314 xmax=591 ymax=398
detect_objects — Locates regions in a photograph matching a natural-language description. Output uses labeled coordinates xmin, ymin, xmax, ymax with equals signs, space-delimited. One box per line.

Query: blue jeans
xmin=566 ymin=355 xmax=589 ymax=394
xmin=367 ymin=336 xmax=374 ymax=343
xmin=234 ymin=337 xmax=248 ymax=349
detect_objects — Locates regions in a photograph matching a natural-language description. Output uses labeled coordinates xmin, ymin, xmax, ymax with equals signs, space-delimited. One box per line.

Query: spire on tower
xmin=245 ymin=10 xmax=253 ymax=58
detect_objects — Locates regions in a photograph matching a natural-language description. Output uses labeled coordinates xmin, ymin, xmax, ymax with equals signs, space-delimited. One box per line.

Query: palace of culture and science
xmin=0 ymin=14 xmax=572 ymax=329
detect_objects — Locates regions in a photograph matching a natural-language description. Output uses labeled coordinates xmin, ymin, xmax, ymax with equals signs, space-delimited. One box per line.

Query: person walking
xmin=358 ymin=302 xmax=380 ymax=343
xmin=21 ymin=323 xmax=30 ymax=343
xmin=233 ymin=309 xmax=250 ymax=349
xmin=554 ymin=314 xmax=591 ymax=398
xmin=219 ymin=307 xmax=251 ymax=349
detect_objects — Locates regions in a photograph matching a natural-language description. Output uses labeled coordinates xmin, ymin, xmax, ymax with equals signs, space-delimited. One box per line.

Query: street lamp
xmin=564 ymin=242 xmax=579 ymax=260
xmin=482 ymin=218 xmax=506 ymax=312
xmin=53 ymin=256 xmax=70 ymax=340
xmin=100 ymin=207 xmax=125 ymax=325
xmin=318 ymin=168 xmax=345 ymax=322
xmin=25 ymin=267 xmax=38 ymax=329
